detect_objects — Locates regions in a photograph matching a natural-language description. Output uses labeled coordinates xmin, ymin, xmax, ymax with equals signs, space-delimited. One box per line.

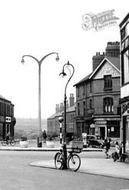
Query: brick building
xmin=0 ymin=95 xmax=16 ymax=140
xmin=47 ymin=94 xmax=76 ymax=137
xmin=74 ymin=42 xmax=121 ymax=140
xmin=119 ymin=13 xmax=129 ymax=154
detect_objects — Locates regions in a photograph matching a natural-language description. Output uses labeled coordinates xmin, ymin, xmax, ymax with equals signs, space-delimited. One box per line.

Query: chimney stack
xmin=105 ymin=41 xmax=120 ymax=57
xmin=55 ymin=104 xmax=60 ymax=113
xmin=66 ymin=100 xmax=69 ymax=109
xmin=69 ymin=93 xmax=74 ymax=107
xmin=92 ymin=52 xmax=105 ymax=71
xmin=59 ymin=103 xmax=64 ymax=112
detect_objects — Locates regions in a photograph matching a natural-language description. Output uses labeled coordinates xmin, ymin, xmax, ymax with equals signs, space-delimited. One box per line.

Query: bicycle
xmin=1 ymin=139 xmax=16 ymax=146
xmin=54 ymin=140 xmax=83 ymax=172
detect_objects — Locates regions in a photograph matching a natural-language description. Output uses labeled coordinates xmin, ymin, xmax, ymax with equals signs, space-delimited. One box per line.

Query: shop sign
xmin=6 ymin=117 xmax=11 ymax=123
xmin=95 ymin=120 xmax=107 ymax=125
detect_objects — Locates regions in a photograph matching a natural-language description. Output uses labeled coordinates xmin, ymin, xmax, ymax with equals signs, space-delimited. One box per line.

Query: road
xmin=0 ymin=150 xmax=129 ymax=190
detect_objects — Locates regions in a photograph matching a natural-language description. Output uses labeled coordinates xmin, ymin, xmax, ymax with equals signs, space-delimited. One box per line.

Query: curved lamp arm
xmin=21 ymin=55 xmax=39 ymax=64
xmin=21 ymin=52 xmax=59 ymax=65
xmin=60 ymin=61 xmax=75 ymax=96
xmin=40 ymin=52 xmax=59 ymax=64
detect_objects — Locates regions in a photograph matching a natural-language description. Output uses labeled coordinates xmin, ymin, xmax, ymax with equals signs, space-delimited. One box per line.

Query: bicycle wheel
xmin=67 ymin=153 xmax=81 ymax=172
xmin=1 ymin=141 xmax=6 ymax=146
xmin=10 ymin=140 xmax=16 ymax=146
xmin=54 ymin=152 xmax=63 ymax=170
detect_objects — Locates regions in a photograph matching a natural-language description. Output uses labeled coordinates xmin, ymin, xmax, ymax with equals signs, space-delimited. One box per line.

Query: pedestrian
xmin=42 ymin=130 xmax=47 ymax=143
xmin=102 ymin=138 xmax=111 ymax=159
xmin=112 ymin=141 xmax=120 ymax=161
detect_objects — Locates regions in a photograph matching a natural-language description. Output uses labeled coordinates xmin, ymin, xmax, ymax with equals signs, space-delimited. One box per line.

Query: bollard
xmin=58 ymin=117 xmax=63 ymax=145
xmin=37 ymin=137 xmax=42 ymax=147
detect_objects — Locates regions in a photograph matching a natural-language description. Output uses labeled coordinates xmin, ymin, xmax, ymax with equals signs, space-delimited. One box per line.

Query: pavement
xmin=0 ymin=142 xmax=129 ymax=180
xmin=30 ymin=157 xmax=129 ymax=180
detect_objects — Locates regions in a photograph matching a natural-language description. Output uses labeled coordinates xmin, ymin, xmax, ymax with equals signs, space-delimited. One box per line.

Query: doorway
xmin=100 ymin=127 xmax=105 ymax=140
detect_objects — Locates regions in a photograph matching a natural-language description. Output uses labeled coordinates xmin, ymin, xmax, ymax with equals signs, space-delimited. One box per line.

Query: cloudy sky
xmin=0 ymin=0 xmax=128 ymax=119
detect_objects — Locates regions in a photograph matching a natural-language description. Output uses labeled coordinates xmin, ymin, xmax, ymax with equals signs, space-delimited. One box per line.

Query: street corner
xmin=29 ymin=160 xmax=55 ymax=170
xmin=79 ymin=158 xmax=129 ymax=180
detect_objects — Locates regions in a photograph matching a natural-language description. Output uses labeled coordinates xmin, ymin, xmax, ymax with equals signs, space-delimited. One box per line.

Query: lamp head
xmin=55 ymin=53 xmax=59 ymax=61
xmin=59 ymin=68 xmax=67 ymax=77
xmin=58 ymin=117 xmax=63 ymax=123
xmin=21 ymin=57 xmax=25 ymax=64
xmin=66 ymin=60 xmax=70 ymax=65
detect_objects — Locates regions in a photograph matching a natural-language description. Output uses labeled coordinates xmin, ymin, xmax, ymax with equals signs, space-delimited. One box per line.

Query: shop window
xmin=103 ymin=97 xmax=113 ymax=113
xmin=104 ymin=75 xmax=112 ymax=90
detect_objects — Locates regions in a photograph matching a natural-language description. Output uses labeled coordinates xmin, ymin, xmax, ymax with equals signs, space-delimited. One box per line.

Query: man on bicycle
xmin=6 ymin=132 xmax=10 ymax=144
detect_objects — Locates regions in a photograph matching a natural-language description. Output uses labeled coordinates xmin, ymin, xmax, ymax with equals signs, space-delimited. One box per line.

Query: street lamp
xmin=21 ymin=52 xmax=59 ymax=147
xmin=59 ymin=61 xmax=75 ymax=169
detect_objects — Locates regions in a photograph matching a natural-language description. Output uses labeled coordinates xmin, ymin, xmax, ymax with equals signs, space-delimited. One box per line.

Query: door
xmin=100 ymin=127 xmax=105 ymax=140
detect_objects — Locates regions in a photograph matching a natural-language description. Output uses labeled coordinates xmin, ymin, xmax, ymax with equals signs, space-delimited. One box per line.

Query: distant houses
xmin=47 ymin=41 xmax=121 ymax=141
xmin=47 ymin=93 xmax=76 ymax=137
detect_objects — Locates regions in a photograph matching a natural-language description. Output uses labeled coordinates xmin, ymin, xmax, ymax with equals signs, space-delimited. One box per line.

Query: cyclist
xmin=6 ymin=132 xmax=10 ymax=144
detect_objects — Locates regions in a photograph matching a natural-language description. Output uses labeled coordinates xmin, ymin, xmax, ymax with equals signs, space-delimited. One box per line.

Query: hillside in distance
xmin=15 ymin=118 xmax=47 ymax=133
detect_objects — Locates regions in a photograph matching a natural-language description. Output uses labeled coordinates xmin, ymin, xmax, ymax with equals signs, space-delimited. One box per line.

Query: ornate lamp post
xmin=59 ymin=61 xmax=75 ymax=169
xmin=21 ymin=52 xmax=59 ymax=147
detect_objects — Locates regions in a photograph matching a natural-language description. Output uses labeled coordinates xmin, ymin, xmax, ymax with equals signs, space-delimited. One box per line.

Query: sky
xmin=0 ymin=0 xmax=128 ymax=119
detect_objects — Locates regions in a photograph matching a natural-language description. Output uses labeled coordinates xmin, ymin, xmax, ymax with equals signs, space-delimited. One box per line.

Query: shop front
xmin=121 ymin=99 xmax=129 ymax=154
xmin=94 ymin=118 xmax=120 ymax=140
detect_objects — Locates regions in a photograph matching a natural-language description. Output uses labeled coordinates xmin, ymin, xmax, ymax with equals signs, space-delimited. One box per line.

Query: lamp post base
xmin=37 ymin=137 xmax=42 ymax=147
xmin=62 ymin=144 xmax=67 ymax=169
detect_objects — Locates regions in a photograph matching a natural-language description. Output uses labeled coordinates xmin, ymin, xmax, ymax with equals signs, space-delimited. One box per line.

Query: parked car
xmin=83 ymin=135 xmax=103 ymax=148
xmin=87 ymin=139 xmax=103 ymax=148
xmin=87 ymin=135 xmax=97 ymax=140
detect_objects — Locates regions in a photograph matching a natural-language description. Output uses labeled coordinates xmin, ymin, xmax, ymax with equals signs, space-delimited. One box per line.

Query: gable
xmin=93 ymin=60 xmax=120 ymax=79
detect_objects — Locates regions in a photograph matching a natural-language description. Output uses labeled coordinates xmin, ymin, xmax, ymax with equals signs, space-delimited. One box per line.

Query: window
xmin=104 ymin=75 xmax=112 ymax=90
xmin=121 ymin=27 xmax=126 ymax=41
xmin=77 ymin=103 xmax=80 ymax=116
xmin=77 ymin=87 xmax=80 ymax=97
xmin=83 ymin=101 xmax=86 ymax=116
xmin=121 ymin=23 xmax=129 ymax=41
xmin=90 ymin=82 xmax=92 ymax=93
xmin=89 ymin=99 xmax=92 ymax=109
xmin=103 ymin=97 xmax=113 ymax=113
xmin=6 ymin=105 xmax=10 ymax=116
xmin=83 ymin=85 xmax=85 ymax=96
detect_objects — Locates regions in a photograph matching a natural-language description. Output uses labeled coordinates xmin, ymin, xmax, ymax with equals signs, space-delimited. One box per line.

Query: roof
xmin=106 ymin=56 xmax=120 ymax=70
xmin=47 ymin=112 xmax=62 ymax=119
xmin=47 ymin=104 xmax=75 ymax=120
xmin=119 ymin=13 xmax=129 ymax=27
xmin=66 ymin=104 xmax=75 ymax=112
xmin=0 ymin=95 xmax=12 ymax=103
xmin=74 ymin=56 xmax=120 ymax=86
xmin=89 ymin=56 xmax=120 ymax=79
xmin=74 ymin=73 xmax=92 ymax=86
